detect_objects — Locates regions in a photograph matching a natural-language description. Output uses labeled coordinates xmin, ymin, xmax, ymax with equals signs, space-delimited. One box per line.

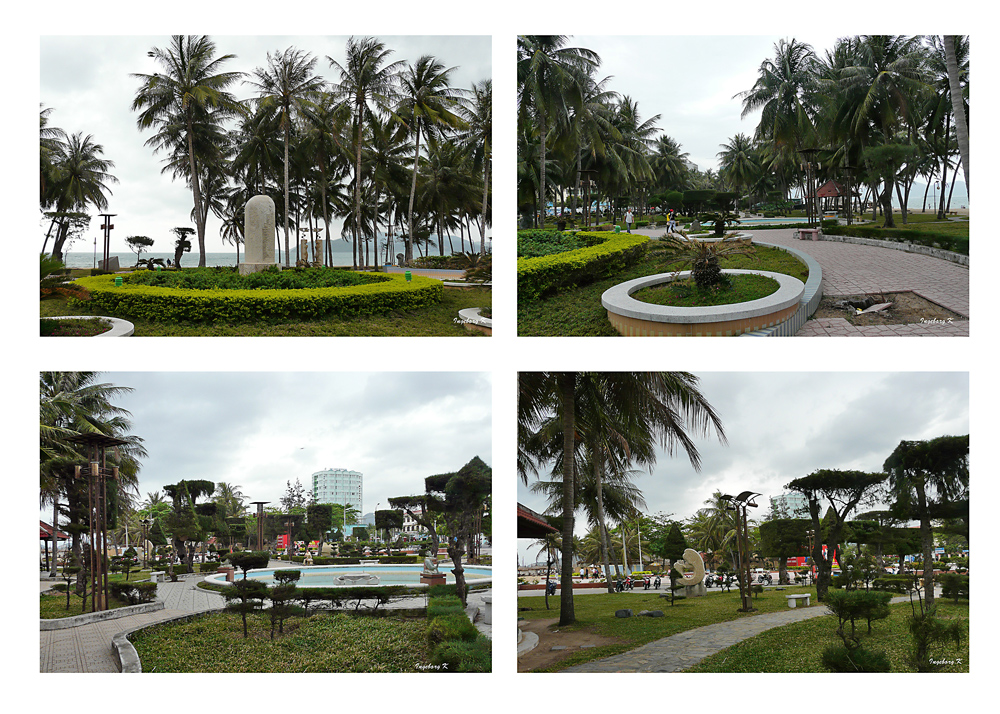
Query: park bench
xmin=785 ymin=593 xmax=811 ymax=608
xmin=149 ymin=571 xmax=165 ymax=583
xmin=796 ymin=228 xmax=820 ymax=241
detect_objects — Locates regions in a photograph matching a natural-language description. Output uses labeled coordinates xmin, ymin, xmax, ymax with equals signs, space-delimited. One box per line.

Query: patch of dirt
xmin=813 ymin=291 xmax=966 ymax=326
xmin=517 ymin=617 xmax=623 ymax=672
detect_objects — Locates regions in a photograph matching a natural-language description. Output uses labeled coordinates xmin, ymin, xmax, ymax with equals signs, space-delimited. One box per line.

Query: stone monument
xmin=239 ymin=195 xmax=279 ymax=276
xmin=673 ymin=548 xmax=707 ymax=598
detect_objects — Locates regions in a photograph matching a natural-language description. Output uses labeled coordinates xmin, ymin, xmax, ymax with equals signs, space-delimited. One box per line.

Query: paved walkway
xmin=630 ymin=226 xmax=969 ymax=336
xmin=558 ymin=594 xmax=913 ymax=673
xmin=40 ymin=564 xmax=490 ymax=673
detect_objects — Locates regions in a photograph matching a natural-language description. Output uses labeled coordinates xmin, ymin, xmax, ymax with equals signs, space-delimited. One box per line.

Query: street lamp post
xmin=140 ymin=518 xmax=153 ymax=569
xmin=721 ymin=491 xmax=761 ymax=612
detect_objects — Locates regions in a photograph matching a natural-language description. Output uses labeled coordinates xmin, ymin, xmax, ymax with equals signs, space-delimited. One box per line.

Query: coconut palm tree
xmin=943 ymin=36 xmax=969 ymax=193
xmin=518 ymin=35 xmax=599 ymax=228
xmin=329 ymin=37 xmax=405 ymax=269
xmin=45 ymin=132 xmax=118 ymax=262
xmin=518 ymin=372 xmax=727 ymax=626
xmin=718 ymin=134 xmax=760 ymax=211
xmin=397 ymin=55 xmax=467 ymax=264
xmin=248 ymin=48 xmax=326 ymax=267
xmin=40 ymin=372 xmax=146 ymax=580
xmin=131 ymin=35 xmax=246 ymax=267
xmin=458 ymin=79 xmax=492 ymax=256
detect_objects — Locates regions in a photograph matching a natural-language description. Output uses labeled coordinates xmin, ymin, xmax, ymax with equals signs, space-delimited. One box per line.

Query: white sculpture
xmin=673 ymin=548 xmax=706 ymax=584
xmin=423 ymin=557 xmax=439 ymax=574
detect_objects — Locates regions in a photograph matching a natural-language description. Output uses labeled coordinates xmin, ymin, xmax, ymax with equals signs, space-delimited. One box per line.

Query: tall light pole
xmin=721 ymin=491 xmax=761 ymax=612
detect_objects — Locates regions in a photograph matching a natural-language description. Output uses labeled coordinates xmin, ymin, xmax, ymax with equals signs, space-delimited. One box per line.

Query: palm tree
xmin=718 ymin=134 xmax=760 ymax=210
xmin=518 ymin=36 xmax=599 ymax=228
xmin=397 ymin=55 xmax=467 ymax=265
xmin=40 ymin=372 xmax=146 ymax=580
xmin=518 ymin=372 xmax=727 ymax=626
xmin=458 ymin=79 xmax=492 ymax=256
xmin=249 ymin=48 xmax=326 ymax=267
xmin=943 ymin=36 xmax=969 ymax=193
xmin=45 ymin=132 xmax=118 ymax=262
xmin=329 ymin=37 xmax=405 ymax=269
xmin=300 ymin=93 xmax=352 ymax=266
xmin=131 ymin=35 xmax=246 ymax=267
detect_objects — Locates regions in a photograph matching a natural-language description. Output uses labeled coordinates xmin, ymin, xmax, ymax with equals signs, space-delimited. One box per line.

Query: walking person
xmin=624 ymin=208 xmax=634 ymax=233
xmin=667 ymin=209 xmax=677 ymax=234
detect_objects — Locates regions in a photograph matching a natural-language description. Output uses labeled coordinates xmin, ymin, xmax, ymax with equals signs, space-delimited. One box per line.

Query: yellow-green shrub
xmin=71 ymin=272 xmax=443 ymax=323
xmin=517 ymin=231 xmax=648 ymax=300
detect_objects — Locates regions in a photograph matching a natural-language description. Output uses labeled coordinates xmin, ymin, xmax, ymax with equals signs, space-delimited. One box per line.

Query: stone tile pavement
xmin=629 ymin=226 xmax=970 ymax=336
xmin=559 ymin=594 xmax=913 ymax=673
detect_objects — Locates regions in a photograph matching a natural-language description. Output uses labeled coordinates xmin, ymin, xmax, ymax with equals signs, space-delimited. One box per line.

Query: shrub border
xmin=517 ymin=231 xmax=649 ymax=301
xmin=71 ymin=271 xmax=443 ymax=323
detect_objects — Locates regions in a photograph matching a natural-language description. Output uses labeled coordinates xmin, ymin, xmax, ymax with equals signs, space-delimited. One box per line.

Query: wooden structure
xmin=65 ymin=432 xmax=127 ymax=612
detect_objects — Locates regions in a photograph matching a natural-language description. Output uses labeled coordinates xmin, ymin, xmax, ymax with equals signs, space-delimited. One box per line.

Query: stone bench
xmin=786 ymin=593 xmax=811 ymax=608
xmin=795 ymin=228 xmax=820 ymax=241
xmin=149 ymin=571 xmax=165 ymax=583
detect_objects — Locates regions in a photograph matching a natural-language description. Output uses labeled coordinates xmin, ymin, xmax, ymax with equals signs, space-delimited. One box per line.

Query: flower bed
xmin=517 ymin=231 xmax=648 ymax=300
xmin=71 ymin=271 xmax=443 ymax=323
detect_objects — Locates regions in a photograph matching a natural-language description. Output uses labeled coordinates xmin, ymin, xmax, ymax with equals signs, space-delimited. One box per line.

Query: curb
xmin=40 ymin=600 xmax=164 ymax=630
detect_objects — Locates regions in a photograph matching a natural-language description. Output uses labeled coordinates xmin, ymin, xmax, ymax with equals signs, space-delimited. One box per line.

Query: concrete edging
xmin=48 ymin=315 xmax=134 ymax=337
xmin=113 ymin=607 xmax=226 ymax=673
xmin=602 ymin=269 xmax=804 ymax=336
xmin=741 ymin=240 xmax=824 ymax=336
xmin=40 ymin=600 xmax=164 ymax=630
xmin=458 ymin=307 xmax=492 ymax=335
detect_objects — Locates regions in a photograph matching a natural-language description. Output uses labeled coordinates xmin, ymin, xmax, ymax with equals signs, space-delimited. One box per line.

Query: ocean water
xmin=64 ymin=236 xmax=491 ymax=270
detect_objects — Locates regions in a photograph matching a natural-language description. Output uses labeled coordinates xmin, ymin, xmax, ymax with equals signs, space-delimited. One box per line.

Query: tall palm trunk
xmin=595 ymin=459 xmax=615 ymax=593
xmin=406 ymin=125 xmax=422 ymax=265
xmin=538 ymin=113 xmax=548 ymax=228
xmin=186 ymin=116 xmax=207 ymax=268
xmin=944 ymin=36 xmax=969 ymax=194
xmin=353 ymin=100 xmax=363 ymax=269
xmin=557 ymin=373 xmax=576 ymax=626
xmin=480 ymin=159 xmax=490 ymax=255
xmin=282 ymin=124 xmax=291 ymax=267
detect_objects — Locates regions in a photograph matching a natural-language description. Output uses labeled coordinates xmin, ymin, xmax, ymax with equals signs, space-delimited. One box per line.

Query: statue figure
xmin=423 ymin=556 xmax=439 ymax=574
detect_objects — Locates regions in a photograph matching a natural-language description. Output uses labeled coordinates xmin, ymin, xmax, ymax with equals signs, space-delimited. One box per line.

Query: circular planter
xmin=457 ymin=307 xmax=492 ymax=335
xmin=46 ymin=315 xmax=134 ymax=337
xmin=602 ymin=269 xmax=805 ymax=336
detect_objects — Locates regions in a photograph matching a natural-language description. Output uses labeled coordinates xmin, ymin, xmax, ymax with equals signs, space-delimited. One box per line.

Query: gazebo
xmin=815 ymin=179 xmax=848 ymax=214
xmin=517 ymin=503 xmax=557 ymax=539
xmin=40 ymin=520 xmax=69 ymax=571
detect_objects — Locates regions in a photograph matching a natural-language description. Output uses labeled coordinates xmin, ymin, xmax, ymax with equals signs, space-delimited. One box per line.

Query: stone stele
xmin=239 ymin=195 xmax=279 ymax=276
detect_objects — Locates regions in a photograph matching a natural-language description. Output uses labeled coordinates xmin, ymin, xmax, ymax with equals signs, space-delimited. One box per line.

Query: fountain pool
xmin=205 ymin=563 xmax=492 ymax=588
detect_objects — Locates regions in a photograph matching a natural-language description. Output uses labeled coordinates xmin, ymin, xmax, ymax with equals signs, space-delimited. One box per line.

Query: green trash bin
xmin=614 ymin=224 xmax=621 ymax=234
xmin=405 ymin=270 xmax=412 ymax=282
xmin=114 ymin=276 xmax=123 ymax=287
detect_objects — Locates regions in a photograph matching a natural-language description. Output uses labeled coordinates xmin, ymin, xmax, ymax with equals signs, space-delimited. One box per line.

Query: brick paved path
xmin=40 ymin=579 xmax=224 ymax=673
xmin=631 ymin=226 xmax=969 ymax=336
xmin=560 ymin=594 xmax=911 ymax=673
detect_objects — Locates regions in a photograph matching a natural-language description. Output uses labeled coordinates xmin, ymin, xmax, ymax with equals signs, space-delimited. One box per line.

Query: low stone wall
xmin=817 ymin=233 xmax=968 ymax=266
xmin=40 ymin=600 xmax=164 ymax=631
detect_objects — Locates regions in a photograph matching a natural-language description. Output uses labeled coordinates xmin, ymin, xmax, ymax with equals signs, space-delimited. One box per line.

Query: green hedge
xmin=517 ymin=230 xmax=648 ymax=301
xmin=109 ymin=580 xmax=157 ymax=605
xmin=823 ymin=224 xmax=968 ymax=256
xmin=937 ymin=573 xmax=969 ymax=602
xmin=71 ymin=271 xmax=443 ymax=323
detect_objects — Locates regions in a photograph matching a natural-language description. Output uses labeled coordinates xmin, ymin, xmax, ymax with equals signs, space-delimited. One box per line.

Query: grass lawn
xmin=130 ymin=611 xmax=432 ymax=672
xmin=687 ymin=599 xmax=969 ymax=673
xmin=40 ymin=592 xmax=132 ymax=619
xmin=518 ymin=245 xmax=808 ymax=336
xmin=40 ymin=285 xmax=491 ymax=336
xmin=633 ymin=274 xmax=779 ymax=307
xmin=517 ymin=585 xmax=818 ymax=671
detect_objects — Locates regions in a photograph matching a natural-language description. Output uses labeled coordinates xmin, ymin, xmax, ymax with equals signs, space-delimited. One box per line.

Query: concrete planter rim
xmin=46 ymin=315 xmax=135 ymax=337
xmin=602 ymin=269 xmax=805 ymax=325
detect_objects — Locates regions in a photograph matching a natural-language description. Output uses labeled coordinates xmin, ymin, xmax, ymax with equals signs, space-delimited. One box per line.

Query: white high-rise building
xmin=311 ymin=468 xmax=363 ymax=514
xmin=769 ymin=491 xmax=811 ymax=518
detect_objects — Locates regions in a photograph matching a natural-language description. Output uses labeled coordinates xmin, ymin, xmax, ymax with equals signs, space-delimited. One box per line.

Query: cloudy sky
xmin=49 ymin=371 xmax=492 ymax=517
xmin=40 ymin=34 xmax=491 ymax=256
xmin=517 ymin=372 xmax=969 ymax=564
